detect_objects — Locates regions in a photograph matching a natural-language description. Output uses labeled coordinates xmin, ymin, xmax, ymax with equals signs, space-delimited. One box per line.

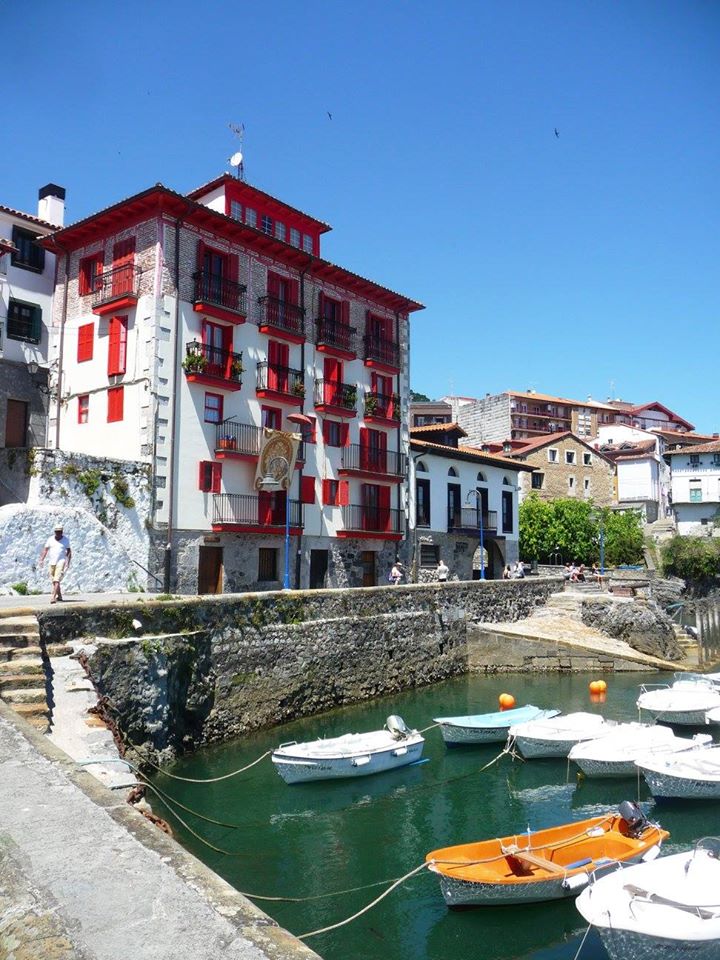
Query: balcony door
xmin=4 ymin=399 xmax=28 ymax=448
xmin=447 ymin=483 xmax=461 ymax=529
xmin=268 ymin=272 xmax=289 ymax=325
xmin=198 ymin=546 xmax=223 ymax=594
xmin=268 ymin=340 xmax=289 ymax=393
xmin=323 ymin=356 xmax=342 ymax=405
xmin=112 ymin=239 xmax=135 ymax=297
xmin=203 ymin=248 xmax=226 ymax=304
xmin=203 ymin=320 xmax=230 ymax=378
xmin=476 ymin=486 xmax=489 ymax=525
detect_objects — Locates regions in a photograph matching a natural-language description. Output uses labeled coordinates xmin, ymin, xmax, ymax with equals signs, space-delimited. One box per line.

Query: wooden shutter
xmin=341 ymin=300 xmax=350 ymax=327
xmin=288 ymin=277 xmax=299 ymax=306
xmin=108 ymin=316 xmax=128 ymax=375
xmin=77 ymin=323 xmax=94 ymax=362
xmin=211 ymin=462 xmax=222 ymax=494
xmin=267 ymin=271 xmax=281 ymax=298
xmin=300 ymin=475 xmax=315 ymax=504
xmin=378 ymin=484 xmax=391 ymax=531
xmin=112 ymin=239 xmax=135 ymax=296
xmin=359 ymin=427 xmax=369 ymax=471
xmin=107 ymin=386 xmax=124 ymax=422
xmin=338 ymin=480 xmax=350 ymax=506
xmin=340 ymin=423 xmax=350 ymax=447
xmin=258 ymin=491 xmax=272 ymax=525
xmin=376 ymin=429 xmax=388 ymax=473
xmin=323 ymin=356 xmax=340 ymax=404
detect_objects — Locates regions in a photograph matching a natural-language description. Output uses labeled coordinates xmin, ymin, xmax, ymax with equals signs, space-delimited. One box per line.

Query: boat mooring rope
xmin=141 ymin=749 xmax=272 ymax=783
xmin=297 ymin=861 xmax=431 ymax=939
xmin=571 ymin=923 xmax=593 ymax=959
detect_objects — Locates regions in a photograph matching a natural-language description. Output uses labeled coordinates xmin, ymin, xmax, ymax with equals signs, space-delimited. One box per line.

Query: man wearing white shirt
xmin=39 ymin=524 xmax=72 ymax=604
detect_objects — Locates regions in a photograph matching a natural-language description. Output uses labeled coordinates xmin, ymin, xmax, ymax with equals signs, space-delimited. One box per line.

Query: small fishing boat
xmin=271 ymin=715 xmax=424 ymax=784
xmin=426 ymin=802 xmax=668 ymax=907
xmin=508 ymin=712 xmax=614 ymax=759
xmin=433 ymin=704 xmax=560 ymax=746
xmin=706 ymin=706 xmax=720 ymax=726
xmin=576 ymin=838 xmax=720 ymax=960
xmin=637 ymin=743 xmax=720 ymax=800
xmin=636 ymin=676 xmax=720 ymax=726
xmin=568 ymin=725 xmax=712 ymax=778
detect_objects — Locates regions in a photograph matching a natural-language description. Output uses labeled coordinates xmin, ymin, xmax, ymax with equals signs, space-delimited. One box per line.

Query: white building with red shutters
xmin=43 ymin=174 xmax=422 ymax=593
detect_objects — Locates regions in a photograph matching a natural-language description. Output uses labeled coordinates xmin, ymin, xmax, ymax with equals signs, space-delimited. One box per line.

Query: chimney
xmin=38 ymin=184 xmax=66 ymax=227
xmin=713 ymin=433 xmax=719 ymax=439
xmin=502 ymin=440 xmax=512 ymax=453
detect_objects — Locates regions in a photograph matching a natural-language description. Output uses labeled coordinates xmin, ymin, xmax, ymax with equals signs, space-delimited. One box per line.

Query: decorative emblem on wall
xmin=255 ymin=429 xmax=300 ymax=491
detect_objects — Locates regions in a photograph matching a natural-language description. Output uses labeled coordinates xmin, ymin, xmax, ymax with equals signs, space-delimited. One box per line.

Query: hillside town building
xmin=666 ymin=440 xmax=720 ymax=536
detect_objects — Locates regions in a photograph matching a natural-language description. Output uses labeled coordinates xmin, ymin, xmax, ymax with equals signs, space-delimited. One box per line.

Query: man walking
xmin=39 ymin=523 xmax=71 ymax=603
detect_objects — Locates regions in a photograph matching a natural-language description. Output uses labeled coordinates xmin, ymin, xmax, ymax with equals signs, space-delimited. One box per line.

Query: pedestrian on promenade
xmin=389 ymin=561 xmax=404 ymax=585
xmin=436 ymin=559 xmax=449 ymax=583
xmin=513 ymin=561 xmax=525 ymax=579
xmin=502 ymin=565 xmax=512 ymax=580
xmin=39 ymin=523 xmax=72 ymax=603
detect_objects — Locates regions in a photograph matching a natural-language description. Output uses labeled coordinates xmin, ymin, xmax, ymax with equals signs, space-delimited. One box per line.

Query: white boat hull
xmin=510 ymin=713 xmax=613 ymax=759
xmin=641 ymin=767 xmax=720 ymax=800
xmin=593 ymin=928 xmax=719 ymax=960
xmin=435 ymin=706 xmax=560 ymax=745
xmin=641 ymin=707 xmax=716 ymax=726
xmin=272 ymin=735 xmax=425 ymax=784
xmin=569 ymin=729 xmax=711 ymax=779
xmin=637 ymin=744 xmax=720 ymax=800
xmin=637 ymin=683 xmax=720 ymax=726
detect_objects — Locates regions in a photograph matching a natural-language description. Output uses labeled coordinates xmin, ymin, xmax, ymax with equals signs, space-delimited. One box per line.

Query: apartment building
xmin=42 ymin=174 xmax=422 ymax=592
xmin=666 ymin=440 xmax=720 ymax=536
xmin=0 ymin=186 xmax=63 ymax=460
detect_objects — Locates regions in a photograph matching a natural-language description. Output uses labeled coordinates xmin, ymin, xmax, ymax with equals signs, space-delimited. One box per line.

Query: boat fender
xmin=618 ymin=800 xmax=650 ymax=838
xmin=562 ymin=872 xmax=589 ymax=892
xmin=386 ymin=715 xmax=412 ymax=740
xmin=641 ymin=844 xmax=661 ymax=863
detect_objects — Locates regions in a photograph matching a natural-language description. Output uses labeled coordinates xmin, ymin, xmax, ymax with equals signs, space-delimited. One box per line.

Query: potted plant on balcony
xmin=182 ymin=352 xmax=208 ymax=374
xmin=218 ymin=434 xmax=237 ymax=451
xmin=342 ymin=385 xmax=357 ymax=408
xmin=365 ymin=394 xmax=379 ymax=417
xmin=292 ymin=380 xmax=306 ymax=398
xmin=230 ymin=358 xmax=244 ymax=379
xmin=390 ymin=394 xmax=401 ymax=420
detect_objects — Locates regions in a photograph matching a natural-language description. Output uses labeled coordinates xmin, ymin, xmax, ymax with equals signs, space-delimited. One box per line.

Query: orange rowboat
xmin=426 ymin=803 xmax=669 ymax=907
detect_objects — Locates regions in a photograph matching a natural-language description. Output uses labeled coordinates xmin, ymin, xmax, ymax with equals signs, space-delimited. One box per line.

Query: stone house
xmin=39 ymin=174 xmax=423 ymax=593
xmin=506 ymin=431 xmax=616 ymax=506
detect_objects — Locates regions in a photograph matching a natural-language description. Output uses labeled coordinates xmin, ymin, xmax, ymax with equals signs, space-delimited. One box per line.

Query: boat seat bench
xmin=504 ymin=845 xmax=566 ymax=875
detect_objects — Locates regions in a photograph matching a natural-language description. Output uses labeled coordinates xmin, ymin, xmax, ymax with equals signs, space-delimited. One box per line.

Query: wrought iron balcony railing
xmin=215 ymin=422 xmax=305 ymax=461
xmin=314 ymin=379 xmax=357 ymax=411
xmin=256 ymin=361 xmax=305 ymax=399
xmin=364 ymin=392 xmax=400 ymax=421
xmin=183 ymin=341 xmax=243 ymax=384
xmin=363 ymin=334 xmax=400 ymax=369
xmin=341 ymin=444 xmax=406 ymax=477
xmin=447 ymin=509 xmax=498 ymax=534
xmin=91 ymin=264 xmax=140 ymax=309
xmin=193 ymin=270 xmax=247 ymax=316
xmin=213 ymin=493 xmax=303 ymax=528
xmin=341 ymin=504 xmax=403 ymax=535
xmin=256 ymin=296 xmax=305 ymax=337
xmin=314 ymin=317 xmax=357 ymax=354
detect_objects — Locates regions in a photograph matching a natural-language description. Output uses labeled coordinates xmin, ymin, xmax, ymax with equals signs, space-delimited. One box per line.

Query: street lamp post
xmin=466 ymin=490 xmax=485 ymax=580
xmin=258 ymin=455 xmax=291 ymax=590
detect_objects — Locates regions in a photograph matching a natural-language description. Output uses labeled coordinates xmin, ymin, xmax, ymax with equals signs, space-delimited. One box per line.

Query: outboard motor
xmin=386 ymin=715 xmax=412 ymax=741
xmin=618 ymin=800 xmax=650 ymax=838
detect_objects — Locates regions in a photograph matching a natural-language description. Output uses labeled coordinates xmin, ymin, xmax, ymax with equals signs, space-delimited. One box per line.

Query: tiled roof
xmin=410 ymin=422 xmax=466 ymax=436
xmin=599 ymin=439 xmax=657 ymax=459
xmin=410 ymin=438 xmax=534 ymax=471
xmin=666 ymin=440 xmax=720 ymax=456
xmin=651 ymin=428 xmax=717 ymax=443
xmin=0 ymin=237 xmax=18 ymax=254
xmin=0 ymin=204 xmax=56 ymax=231
xmin=509 ymin=431 xmax=616 ymax=465
xmin=507 ymin=390 xmax=617 ymax=411
xmin=628 ymin=401 xmax=694 ymax=430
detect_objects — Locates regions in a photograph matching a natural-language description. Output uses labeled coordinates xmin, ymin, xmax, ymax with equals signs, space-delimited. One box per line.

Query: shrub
xmin=661 ymin=536 xmax=720 ymax=582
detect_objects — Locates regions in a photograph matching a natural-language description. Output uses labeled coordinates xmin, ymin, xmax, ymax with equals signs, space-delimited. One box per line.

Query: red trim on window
xmin=107 ymin=386 xmax=124 ymax=423
xmin=77 ymin=395 xmax=89 ymax=424
xmin=198 ymin=460 xmax=222 ymax=493
xmin=338 ymin=480 xmax=349 ymax=506
xmin=261 ymin=405 xmax=282 ymax=430
xmin=300 ymin=475 xmax=315 ymax=504
xmin=79 ymin=252 xmax=103 ymax=296
xmin=77 ymin=323 xmax=94 ymax=363
xmin=107 ymin=315 xmax=128 ymax=376
xmin=204 ymin=392 xmax=224 ymax=423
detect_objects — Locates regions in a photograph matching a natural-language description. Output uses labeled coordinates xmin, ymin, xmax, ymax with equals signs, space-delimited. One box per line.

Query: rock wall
xmin=580 ymin=596 xmax=683 ymax=661
xmin=38 ymin=578 xmax=561 ymax=760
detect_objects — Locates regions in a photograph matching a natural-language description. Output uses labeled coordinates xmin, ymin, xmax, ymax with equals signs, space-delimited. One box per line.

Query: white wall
xmin=616 ymin=458 xmax=658 ymax=502
xmin=670 ymin=450 xmax=720 ymax=534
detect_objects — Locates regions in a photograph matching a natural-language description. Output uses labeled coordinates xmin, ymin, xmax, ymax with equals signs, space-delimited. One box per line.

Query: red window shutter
xmin=112 ymin=239 xmax=135 ymax=297
xmin=359 ymin=426 xmax=369 ymax=470
xmin=321 ymin=479 xmax=331 ymax=504
xmin=267 ymin=271 xmax=281 ymax=298
xmin=198 ymin=461 xmax=213 ymax=492
xmin=196 ymin=238 xmax=206 ymax=271
xmin=107 ymin=386 xmax=124 ymax=423
xmin=339 ymin=480 xmax=350 ymax=506
xmin=258 ymin=491 xmax=272 ymax=525
xmin=378 ymin=485 xmax=391 ymax=531
xmin=300 ymin=475 xmax=315 ymax=504
xmin=341 ymin=300 xmax=350 ymax=327
xmin=77 ymin=323 xmax=94 ymax=362
xmin=322 ymin=420 xmax=331 ymax=444
xmin=108 ymin=316 xmax=128 ymax=376
xmin=227 ymin=252 xmax=239 ymax=284
xmin=288 ymin=278 xmax=299 ymax=306
xmin=317 ymin=291 xmax=324 ymax=320
xmin=340 ymin=423 xmax=350 ymax=447
xmin=77 ymin=395 xmax=89 ymax=424
xmin=211 ymin=462 xmax=222 ymax=494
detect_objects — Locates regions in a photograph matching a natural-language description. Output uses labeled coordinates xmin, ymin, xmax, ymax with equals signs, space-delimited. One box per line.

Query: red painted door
xmin=323 ymin=357 xmax=341 ymax=405
xmin=268 ymin=341 xmax=289 ymax=393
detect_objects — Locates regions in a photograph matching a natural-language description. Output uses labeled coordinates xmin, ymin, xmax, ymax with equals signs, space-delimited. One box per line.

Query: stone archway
xmin=471 ymin=540 xmax=506 ymax=580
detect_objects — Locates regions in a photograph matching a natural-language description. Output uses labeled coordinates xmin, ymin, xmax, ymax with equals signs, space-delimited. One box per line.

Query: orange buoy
xmin=498 ymin=693 xmax=516 ymax=711
xmin=589 ymin=680 xmax=601 ymax=694
xmin=596 ymin=679 xmax=608 ymax=693
xmin=590 ymin=691 xmax=607 ymax=705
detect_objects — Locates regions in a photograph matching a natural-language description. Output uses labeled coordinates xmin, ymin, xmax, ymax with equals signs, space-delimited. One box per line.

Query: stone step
xmin=8 ymin=701 xmax=50 ymax=721
xmin=0 ymin=658 xmax=43 ymax=675
xmin=0 ymin=618 xmax=39 ymax=637
xmin=47 ymin=643 xmax=73 ymax=658
xmin=1 ymin=688 xmax=48 ymax=705
xmin=0 ymin=673 xmax=45 ymax=691
xmin=0 ymin=634 xmax=38 ymax=649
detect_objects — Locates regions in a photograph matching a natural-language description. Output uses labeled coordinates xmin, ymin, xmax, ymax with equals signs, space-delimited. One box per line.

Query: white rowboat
xmin=568 ymin=725 xmax=712 ymax=778
xmin=636 ymin=678 xmax=720 ymax=726
xmin=576 ymin=840 xmax=720 ymax=960
xmin=637 ymin=743 xmax=720 ymax=800
xmin=508 ymin=712 xmax=614 ymax=759
xmin=434 ymin=704 xmax=560 ymax=745
xmin=271 ymin=715 xmax=424 ymax=784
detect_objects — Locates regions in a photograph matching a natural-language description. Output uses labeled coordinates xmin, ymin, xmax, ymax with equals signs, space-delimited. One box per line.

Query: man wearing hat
xmin=39 ymin=524 xmax=72 ymax=603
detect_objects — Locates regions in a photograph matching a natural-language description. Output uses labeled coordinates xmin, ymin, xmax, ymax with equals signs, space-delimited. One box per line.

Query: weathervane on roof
xmin=228 ymin=122 xmax=245 ymax=181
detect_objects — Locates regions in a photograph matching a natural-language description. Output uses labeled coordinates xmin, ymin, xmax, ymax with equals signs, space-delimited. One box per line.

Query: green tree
xmin=518 ymin=494 xmax=552 ymax=561
xmin=600 ymin=509 xmax=644 ymax=565
xmin=661 ymin=536 xmax=720 ymax=582
xmin=546 ymin=499 xmax=596 ymax=563
xmin=410 ymin=390 xmax=432 ymax=402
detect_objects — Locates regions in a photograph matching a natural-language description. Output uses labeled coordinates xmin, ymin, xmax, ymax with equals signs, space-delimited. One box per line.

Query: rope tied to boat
xmin=140 ymin=749 xmax=272 ymax=783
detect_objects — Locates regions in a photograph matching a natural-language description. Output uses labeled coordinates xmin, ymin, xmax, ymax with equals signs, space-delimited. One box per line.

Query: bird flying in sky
xmin=327 ymin=111 xmax=333 ymax=120
xmin=554 ymin=128 xmax=560 ymax=138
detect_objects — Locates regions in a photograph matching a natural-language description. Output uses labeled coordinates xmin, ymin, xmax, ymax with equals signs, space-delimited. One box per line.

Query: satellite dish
xmin=229 ymin=151 xmax=243 ymax=167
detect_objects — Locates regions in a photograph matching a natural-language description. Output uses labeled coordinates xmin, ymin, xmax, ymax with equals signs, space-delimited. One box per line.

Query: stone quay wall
xmin=37 ymin=578 xmax=561 ymax=760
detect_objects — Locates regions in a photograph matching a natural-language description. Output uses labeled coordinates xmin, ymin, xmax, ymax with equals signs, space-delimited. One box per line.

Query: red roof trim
xmin=186 ymin=173 xmax=332 ymax=231
xmin=628 ymin=401 xmax=694 ymax=431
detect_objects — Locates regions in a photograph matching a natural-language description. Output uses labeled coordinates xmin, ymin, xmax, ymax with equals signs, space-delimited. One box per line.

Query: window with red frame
xmin=322 ymin=479 xmax=349 ymax=506
xmin=322 ymin=420 xmax=348 ymax=447
xmin=198 ymin=461 xmax=222 ymax=493
xmin=107 ymin=316 xmax=128 ymax=376
xmin=77 ymin=323 xmax=94 ymax=363
xmin=204 ymin=393 xmax=223 ymax=424
xmin=300 ymin=475 xmax=315 ymax=504
xmin=79 ymin=253 xmax=103 ymax=296
xmin=78 ymin=395 xmax=89 ymax=424
xmin=261 ymin=406 xmax=282 ymax=430
xmin=107 ymin=386 xmax=124 ymax=422
xmin=299 ymin=415 xmax=316 ymax=444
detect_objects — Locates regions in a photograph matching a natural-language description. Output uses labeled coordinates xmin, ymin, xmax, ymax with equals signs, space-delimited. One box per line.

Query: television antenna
xmin=228 ymin=122 xmax=245 ymax=180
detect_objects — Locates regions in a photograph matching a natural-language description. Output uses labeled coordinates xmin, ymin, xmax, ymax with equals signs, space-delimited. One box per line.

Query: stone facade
xmin=37 ymin=577 xmax=562 ymax=759
xmin=0 ymin=359 xmax=49 ymax=454
xmin=516 ymin=435 xmax=616 ymax=505
xmin=456 ymin=394 xmax=511 ymax=444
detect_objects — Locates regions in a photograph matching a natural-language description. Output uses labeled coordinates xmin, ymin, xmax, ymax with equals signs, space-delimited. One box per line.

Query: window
xmin=299 ymin=415 xmax=316 ymax=444
xmin=300 ymin=475 xmax=315 ymax=504
xmin=689 ymin=455 xmax=700 ymax=466
xmin=302 ymin=234 xmax=313 ymax=253
xmin=322 ymin=419 xmax=348 ymax=447
xmin=261 ymin=214 xmax=273 ymax=235
xmin=584 ymin=478 xmax=591 ymax=492
xmin=447 ymin=467 xmax=458 ymax=477
xmin=416 ymin=478 xmax=431 ymax=526
xmin=204 ymin=393 xmax=223 ymax=424
xmin=323 ymin=479 xmax=339 ymax=505
xmin=274 ymin=222 xmax=286 ymax=242
xmin=261 ymin=406 xmax=281 ymax=430
xmin=258 ymin=548 xmax=278 ymax=581
xmin=531 ymin=472 xmax=544 ymax=489
xmin=245 ymin=207 xmax=257 ymax=228
xmin=198 ymin=460 xmax=222 ymax=493
xmin=712 ymin=454 xmax=720 ymax=467
xmin=420 ymin=544 xmax=440 ymax=567
xmin=502 ymin=490 xmax=513 ymax=533
xmin=107 ymin=315 xmax=128 ymax=376
xmin=583 ymin=452 xmax=592 ymax=466
xmin=75 ymin=322 xmax=93 ymax=362
xmin=78 ymin=395 xmax=89 ymax=424
xmin=689 ymin=484 xmax=702 ymax=503
xmin=548 ymin=448 xmax=558 ymax=463
xmin=568 ymin=476 xmax=575 ymax=490
xmin=7 ymin=299 xmax=41 ymax=343
xmin=11 ymin=226 xmax=45 ymax=272
xmin=565 ymin=450 xmax=576 ymax=465
xmin=230 ymin=200 xmax=243 ymax=221
xmin=107 ymin=386 xmax=124 ymax=422
xmin=79 ymin=253 xmax=103 ymax=295
xmin=290 ymin=227 xmax=301 ymax=248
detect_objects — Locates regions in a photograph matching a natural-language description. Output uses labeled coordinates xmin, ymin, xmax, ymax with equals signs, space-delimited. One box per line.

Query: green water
xmin=149 ymin=672 xmax=720 ymax=960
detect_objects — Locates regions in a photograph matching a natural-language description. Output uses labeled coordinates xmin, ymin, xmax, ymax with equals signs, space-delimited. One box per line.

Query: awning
xmin=287 ymin=413 xmax=314 ymax=426
xmin=0 ymin=238 xmax=17 ymax=255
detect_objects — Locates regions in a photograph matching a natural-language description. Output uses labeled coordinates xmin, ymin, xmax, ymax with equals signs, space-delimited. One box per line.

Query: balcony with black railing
xmin=214 ymin=421 xmax=305 ymax=463
xmin=364 ymin=392 xmax=401 ymax=424
xmin=256 ymin=361 xmax=305 ymax=405
xmin=314 ymin=318 xmax=357 ymax=358
xmin=340 ymin=444 xmax=406 ymax=480
xmin=314 ymin=379 xmax=357 ymax=417
xmin=212 ymin=493 xmax=303 ymax=532
xmin=91 ymin=264 xmax=140 ymax=315
xmin=257 ymin=296 xmax=305 ymax=342
xmin=340 ymin=504 xmax=403 ymax=539
xmin=363 ymin=334 xmax=400 ymax=372
xmin=193 ymin=270 xmax=247 ymax=323
xmin=183 ymin=341 xmax=243 ymax=391
xmin=447 ymin=509 xmax=498 ymax=535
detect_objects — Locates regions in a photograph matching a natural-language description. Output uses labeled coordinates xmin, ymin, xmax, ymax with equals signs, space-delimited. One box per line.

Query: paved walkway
xmin=0 ymin=702 xmax=319 ymax=960
xmin=0 ymin=591 xmax=167 ymax=616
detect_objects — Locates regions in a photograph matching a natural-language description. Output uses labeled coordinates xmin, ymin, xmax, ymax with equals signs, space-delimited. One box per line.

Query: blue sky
xmin=4 ymin=1 xmax=718 ymax=431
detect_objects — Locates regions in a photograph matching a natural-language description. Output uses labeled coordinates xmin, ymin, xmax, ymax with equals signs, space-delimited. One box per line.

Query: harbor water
xmin=149 ymin=670 xmax=720 ymax=960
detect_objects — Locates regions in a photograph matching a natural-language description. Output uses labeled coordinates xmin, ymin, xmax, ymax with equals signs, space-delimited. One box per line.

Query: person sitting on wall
xmin=513 ymin=561 xmax=525 ymax=579
xmin=568 ymin=562 xmax=579 ymax=582
xmin=563 ymin=563 xmax=572 ymax=581
xmin=591 ymin=562 xmax=604 ymax=585
xmin=576 ymin=564 xmax=586 ymax=582
xmin=389 ymin=561 xmax=404 ymax=585
xmin=502 ymin=565 xmax=512 ymax=580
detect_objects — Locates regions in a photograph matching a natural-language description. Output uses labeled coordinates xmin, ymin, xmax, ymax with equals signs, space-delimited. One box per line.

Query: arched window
xmin=503 ymin=476 xmax=513 ymax=485
xmin=476 ymin=471 xmax=487 ymax=483
xmin=448 ymin=467 xmax=458 ymax=477
xmin=416 ymin=460 xmax=428 ymax=473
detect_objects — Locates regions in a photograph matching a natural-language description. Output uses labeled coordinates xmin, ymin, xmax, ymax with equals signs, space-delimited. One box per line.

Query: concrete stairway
xmin=0 ymin=616 xmax=71 ymax=730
